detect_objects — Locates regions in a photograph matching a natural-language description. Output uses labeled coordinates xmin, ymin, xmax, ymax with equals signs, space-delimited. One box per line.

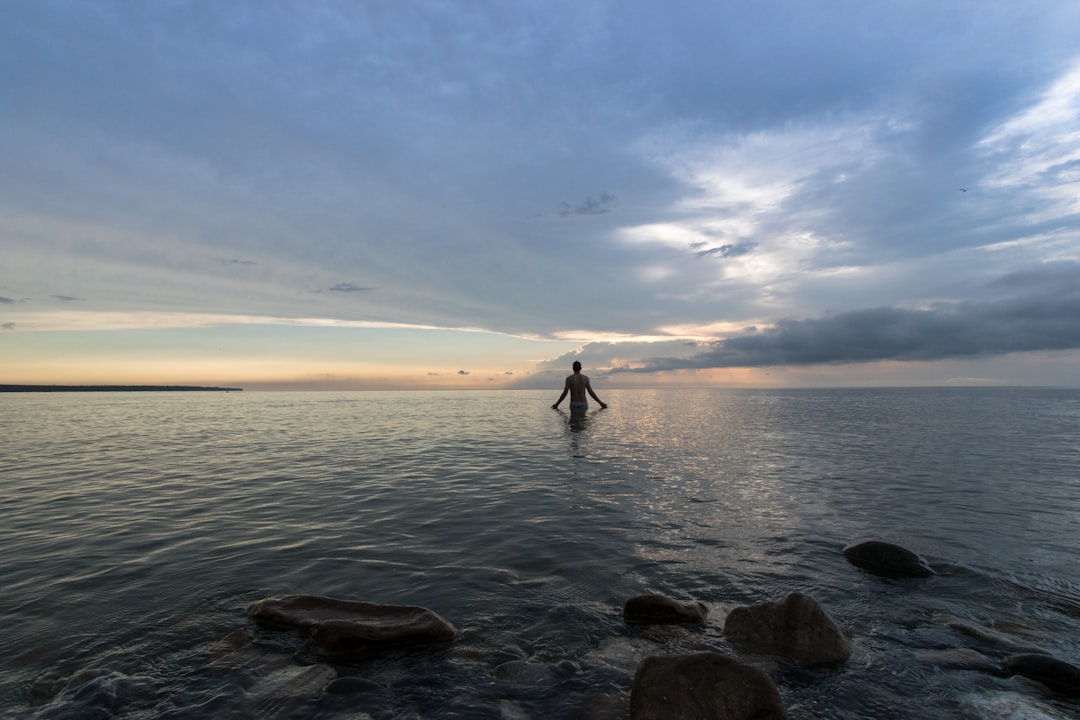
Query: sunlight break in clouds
xmin=978 ymin=56 xmax=1080 ymax=217
xmin=621 ymin=120 xmax=871 ymax=288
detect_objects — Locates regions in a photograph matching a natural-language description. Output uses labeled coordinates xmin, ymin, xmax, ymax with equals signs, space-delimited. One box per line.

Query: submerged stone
xmin=623 ymin=594 xmax=708 ymax=625
xmin=630 ymin=652 xmax=788 ymax=720
xmin=247 ymin=595 xmax=455 ymax=660
xmin=960 ymin=691 xmax=1064 ymax=720
xmin=250 ymin=663 xmax=337 ymax=717
xmin=37 ymin=669 xmax=143 ymax=720
xmin=1001 ymin=653 xmax=1080 ymax=697
xmin=493 ymin=659 xmax=558 ymax=687
xmin=842 ymin=540 xmax=935 ymax=579
xmin=325 ymin=676 xmax=387 ymax=695
xmin=723 ymin=592 xmax=851 ymax=666
xmin=915 ymin=648 xmax=1000 ymax=673
xmin=945 ymin=619 xmax=1048 ymax=654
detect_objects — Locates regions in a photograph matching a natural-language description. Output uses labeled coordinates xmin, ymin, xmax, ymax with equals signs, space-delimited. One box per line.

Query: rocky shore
xmin=31 ymin=540 xmax=1080 ymax=719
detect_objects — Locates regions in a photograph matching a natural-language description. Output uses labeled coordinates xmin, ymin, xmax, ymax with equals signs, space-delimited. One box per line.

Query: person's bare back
xmin=565 ymin=372 xmax=591 ymax=403
xmin=552 ymin=361 xmax=607 ymax=411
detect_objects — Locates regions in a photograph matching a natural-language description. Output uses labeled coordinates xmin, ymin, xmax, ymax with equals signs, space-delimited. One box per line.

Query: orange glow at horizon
xmin=1 ymin=355 xmax=532 ymax=390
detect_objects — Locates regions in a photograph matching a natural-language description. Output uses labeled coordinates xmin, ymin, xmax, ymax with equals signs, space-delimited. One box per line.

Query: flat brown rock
xmin=247 ymin=595 xmax=455 ymax=659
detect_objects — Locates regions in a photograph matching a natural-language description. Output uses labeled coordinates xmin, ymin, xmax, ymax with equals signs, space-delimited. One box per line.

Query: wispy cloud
xmin=327 ymin=282 xmax=374 ymax=293
xmin=559 ymin=193 xmax=618 ymax=217
xmin=693 ymin=242 xmax=757 ymax=260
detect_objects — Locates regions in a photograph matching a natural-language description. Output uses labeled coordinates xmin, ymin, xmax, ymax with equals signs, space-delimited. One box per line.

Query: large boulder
xmin=247 ymin=595 xmax=455 ymax=660
xmin=630 ymin=652 xmax=788 ymax=720
xmin=842 ymin=540 xmax=934 ymax=579
xmin=723 ymin=592 xmax=851 ymax=666
xmin=624 ymin=594 xmax=708 ymax=625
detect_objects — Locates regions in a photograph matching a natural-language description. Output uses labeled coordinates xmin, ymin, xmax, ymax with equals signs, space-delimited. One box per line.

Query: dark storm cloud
xmin=618 ymin=266 xmax=1080 ymax=372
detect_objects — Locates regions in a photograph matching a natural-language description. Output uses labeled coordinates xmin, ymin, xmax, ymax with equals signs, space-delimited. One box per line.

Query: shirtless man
xmin=552 ymin=361 xmax=607 ymax=412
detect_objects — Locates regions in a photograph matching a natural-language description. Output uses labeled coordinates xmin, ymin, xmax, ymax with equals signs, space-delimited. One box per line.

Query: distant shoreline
xmin=0 ymin=385 xmax=243 ymax=393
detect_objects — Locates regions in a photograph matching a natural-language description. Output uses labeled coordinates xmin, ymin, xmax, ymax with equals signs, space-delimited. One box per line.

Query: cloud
xmin=694 ymin=242 xmax=757 ymax=260
xmin=1 ymin=322 xmax=14 ymax=330
xmin=559 ymin=193 xmax=618 ymax=217
xmin=3 ymin=3 xmax=1080 ymax=388
xmin=457 ymin=370 xmax=470 ymax=375
xmin=324 ymin=283 xmax=375 ymax=293
xmin=616 ymin=265 xmax=1080 ymax=373
xmin=52 ymin=295 xmax=79 ymax=302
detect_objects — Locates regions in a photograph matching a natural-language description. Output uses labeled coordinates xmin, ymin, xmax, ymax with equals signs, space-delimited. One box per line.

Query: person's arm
xmin=552 ymin=380 xmax=570 ymax=409
xmin=585 ymin=380 xmax=607 ymax=409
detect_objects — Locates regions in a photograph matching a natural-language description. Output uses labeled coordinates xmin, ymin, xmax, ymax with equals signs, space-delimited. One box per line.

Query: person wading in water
xmin=552 ymin=361 xmax=607 ymax=413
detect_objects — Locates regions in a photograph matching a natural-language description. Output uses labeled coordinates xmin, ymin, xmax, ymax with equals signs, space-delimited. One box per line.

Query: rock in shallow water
xmin=250 ymin=663 xmax=338 ymax=718
xmin=723 ymin=592 xmax=851 ymax=666
xmin=960 ymin=691 xmax=1069 ymax=719
xmin=630 ymin=652 xmax=788 ymax=720
xmin=842 ymin=540 xmax=935 ymax=579
xmin=623 ymin=594 xmax=708 ymax=625
xmin=914 ymin=647 xmax=1001 ymax=673
xmin=945 ymin=618 xmax=1049 ymax=654
xmin=1001 ymin=653 xmax=1080 ymax=697
xmin=493 ymin=659 xmax=558 ymax=687
xmin=36 ymin=669 xmax=146 ymax=720
xmin=324 ymin=676 xmax=389 ymax=695
xmin=247 ymin=595 xmax=455 ymax=660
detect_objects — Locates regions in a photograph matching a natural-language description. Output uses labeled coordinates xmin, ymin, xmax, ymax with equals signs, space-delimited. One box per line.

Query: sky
xmin=3 ymin=1 xmax=1080 ymax=390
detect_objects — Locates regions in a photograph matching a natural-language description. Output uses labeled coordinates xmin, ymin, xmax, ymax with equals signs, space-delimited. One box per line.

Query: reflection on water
xmin=2 ymin=388 xmax=1080 ymax=718
xmin=556 ymin=405 xmax=606 ymax=459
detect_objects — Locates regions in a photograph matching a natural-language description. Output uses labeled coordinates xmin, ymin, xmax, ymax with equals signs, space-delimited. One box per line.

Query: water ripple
xmin=3 ymin=388 xmax=1079 ymax=718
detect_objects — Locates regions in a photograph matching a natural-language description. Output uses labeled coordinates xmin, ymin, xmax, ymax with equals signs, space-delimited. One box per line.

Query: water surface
xmin=3 ymin=388 xmax=1079 ymax=718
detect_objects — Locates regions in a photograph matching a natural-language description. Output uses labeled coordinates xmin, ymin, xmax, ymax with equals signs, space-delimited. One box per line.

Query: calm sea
xmin=3 ymin=388 xmax=1079 ymax=719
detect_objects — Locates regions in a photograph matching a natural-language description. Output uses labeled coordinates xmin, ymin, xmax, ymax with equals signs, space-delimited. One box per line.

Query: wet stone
xmin=623 ymin=594 xmax=708 ymax=626
xmin=1001 ymin=653 xmax=1080 ymax=697
xmin=723 ymin=592 xmax=852 ymax=666
xmin=843 ymin=540 xmax=935 ymax=579
xmin=325 ymin=676 xmax=389 ymax=695
xmin=630 ymin=652 xmax=788 ymax=720
xmin=247 ymin=594 xmax=455 ymax=660
xmin=494 ymin=660 xmax=559 ymax=691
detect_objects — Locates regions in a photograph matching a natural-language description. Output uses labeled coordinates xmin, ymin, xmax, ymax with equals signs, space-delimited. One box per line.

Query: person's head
xmin=572 ymin=361 xmax=582 ymax=372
